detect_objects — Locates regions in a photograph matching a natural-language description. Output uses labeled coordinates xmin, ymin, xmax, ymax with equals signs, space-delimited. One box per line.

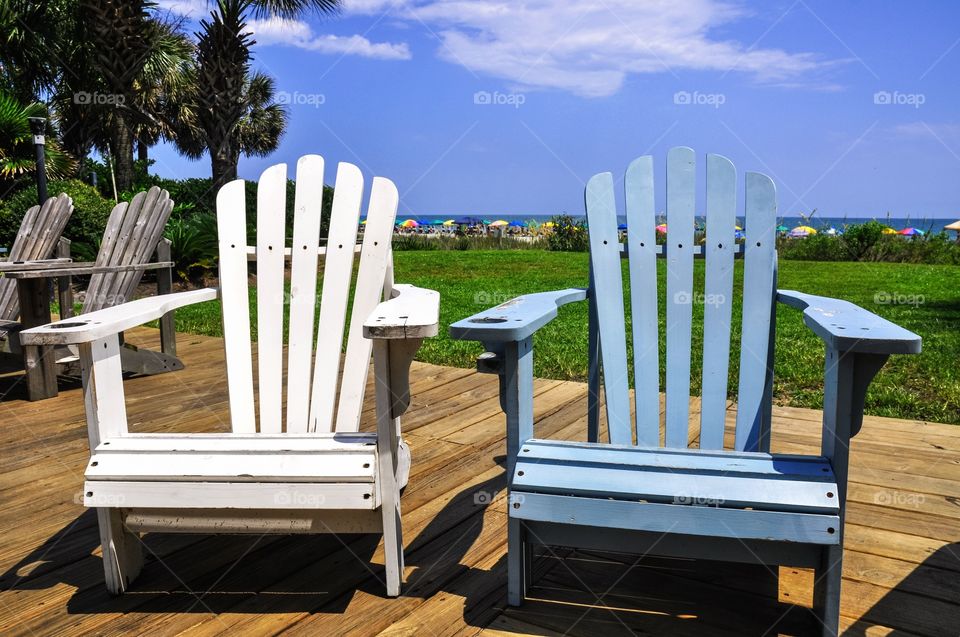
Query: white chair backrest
xmin=585 ymin=147 xmax=777 ymax=452
xmin=215 ymin=155 xmax=399 ymax=434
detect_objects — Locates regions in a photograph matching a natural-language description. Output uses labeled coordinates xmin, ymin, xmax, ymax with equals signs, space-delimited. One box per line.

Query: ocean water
xmin=394 ymin=214 xmax=959 ymax=233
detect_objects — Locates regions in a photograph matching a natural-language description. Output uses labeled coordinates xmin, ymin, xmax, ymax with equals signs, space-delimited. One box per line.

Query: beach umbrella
xmin=360 ymin=219 xmax=368 ymax=225
xmin=734 ymin=225 xmax=743 ymax=231
xmin=542 ymin=221 xmax=556 ymax=228
xmin=899 ymin=227 xmax=924 ymax=236
xmin=399 ymin=219 xmax=418 ymax=228
xmin=509 ymin=221 xmax=526 ymax=228
xmin=442 ymin=219 xmax=456 ymax=226
xmin=430 ymin=219 xmax=446 ymax=225
xmin=489 ymin=220 xmax=509 ymax=226
xmin=788 ymin=225 xmax=817 ymax=237
xmin=618 ymin=223 xmax=628 ymax=230
xmin=944 ymin=220 xmax=960 ymax=231
xmin=881 ymin=226 xmax=898 ymax=235
xmin=655 ymin=223 xmax=668 ymax=234
xmin=824 ymin=227 xmax=837 ymax=235
xmin=453 ymin=216 xmax=481 ymax=225
xmin=776 ymin=224 xmax=789 ymax=232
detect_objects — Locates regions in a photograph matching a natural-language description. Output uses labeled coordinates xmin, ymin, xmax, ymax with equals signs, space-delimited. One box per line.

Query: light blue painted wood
xmin=760 ymin=257 xmax=779 ymax=452
xmin=584 ymin=172 xmax=632 ymax=445
xmin=735 ymin=172 xmax=777 ymax=452
xmin=448 ymin=288 xmax=587 ymax=343
xmin=699 ymin=154 xmax=737 ymax=450
xmin=511 ymin=493 xmax=841 ymax=545
xmin=502 ymin=336 xmax=534 ymax=606
xmin=586 ymin=266 xmax=601 ymax=443
xmin=513 ymin=456 xmax=839 ymax=514
xmin=777 ymin=290 xmax=922 ymax=354
xmin=624 ymin=155 xmax=660 ymax=446
xmin=664 ymin=147 xmax=696 ymax=448
xmin=518 ymin=439 xmax=836 ymax=479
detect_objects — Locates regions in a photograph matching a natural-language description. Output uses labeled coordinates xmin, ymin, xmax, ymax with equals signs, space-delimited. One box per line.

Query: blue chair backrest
xmin=585 ymin=147 xmax=777 ymax=452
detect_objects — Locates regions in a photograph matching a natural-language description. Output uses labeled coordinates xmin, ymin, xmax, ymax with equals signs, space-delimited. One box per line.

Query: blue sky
xmin=154 ymin=0 xmax=960 ymax=219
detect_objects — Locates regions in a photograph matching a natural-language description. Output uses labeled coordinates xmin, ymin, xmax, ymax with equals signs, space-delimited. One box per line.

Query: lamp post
xmin=27 ymin=117 xmax=48 ymax=205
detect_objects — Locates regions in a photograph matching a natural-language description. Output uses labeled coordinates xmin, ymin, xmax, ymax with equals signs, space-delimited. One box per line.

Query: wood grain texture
xmin=0 ymin=326 xmax=954 ymax=637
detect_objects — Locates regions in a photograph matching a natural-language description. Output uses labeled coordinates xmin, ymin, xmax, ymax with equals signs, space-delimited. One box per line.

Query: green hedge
xmin=0 ymin=180 xmax=114 ymax=259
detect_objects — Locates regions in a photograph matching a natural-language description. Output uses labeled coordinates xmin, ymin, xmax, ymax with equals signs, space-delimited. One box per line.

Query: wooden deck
xmin=0 ymin=327 xmax=957 ymax=636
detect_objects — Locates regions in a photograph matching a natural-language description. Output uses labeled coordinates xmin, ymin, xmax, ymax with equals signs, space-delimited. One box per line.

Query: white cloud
xmin=249 ymin=17 xmax=411 ymax=60
xmin=344 ymin=0 xmax=825 ymax=97
xmin=155 ymin=0 xmax=208 ymax=19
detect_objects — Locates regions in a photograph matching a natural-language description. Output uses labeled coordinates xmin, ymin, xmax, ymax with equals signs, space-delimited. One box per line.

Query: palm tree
xmin=182 ymin=0 xmax=340 ymax=189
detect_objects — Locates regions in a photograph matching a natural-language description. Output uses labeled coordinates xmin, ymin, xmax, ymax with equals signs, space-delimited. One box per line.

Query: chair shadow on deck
xmin=4 ymin=455 xmax=954 ymax=635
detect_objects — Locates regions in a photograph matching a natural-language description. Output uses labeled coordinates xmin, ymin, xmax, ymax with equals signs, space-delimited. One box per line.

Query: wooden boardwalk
xmin=0 ymin=327 xmax=957 ymax=636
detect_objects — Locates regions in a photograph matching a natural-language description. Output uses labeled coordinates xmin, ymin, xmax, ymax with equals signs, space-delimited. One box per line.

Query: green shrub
xmin=840 ymin=220 xmax=885 ymax=260
xmin=164 ymin=213 xmax=219 ymax=282
xmin=546 ymin=214 xmax=589 ymax=252
xmin=0 ymin=179 xmax=114 ymax=258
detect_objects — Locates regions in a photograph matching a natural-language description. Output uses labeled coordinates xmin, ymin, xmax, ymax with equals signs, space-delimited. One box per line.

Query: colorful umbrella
xmin=899 ymin=227 xmax=924 ymax=236
xmin=944 ymin=220 xmax=960 ymax=231
xmin=776 ymin=224 xmax=789 ymax=232
xmin=618 ymin=223 xmax=628 ymax=230
xmin=399 ymin=219 xmax=418 ymax=228
xmin=453 ymin=217 xmax=482 ymax=225
xmin=542 ymin=221 xmax=556 ymax=228
xmin=442 ymin=220 xmax=456 ymax=226
xmin=509 ymin=221 xmax=526 ymax=228
xmin=489 ymin=220 xmax=509 ymax=226
xmin=788 ymin=225 xmax=817 ymax=237
xmin=881 ymin=226 xmax=898 ymax=235
xmin=655 ymin=223 xmax=668 ymax=233
xmin=360 ymin=219 xmax=368 ymax=225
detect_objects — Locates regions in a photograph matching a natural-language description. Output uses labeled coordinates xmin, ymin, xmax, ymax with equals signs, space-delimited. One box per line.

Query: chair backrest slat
xmin=308 ymin=163 xmax=363 ymax=433
xmin=216 ymin=180 xmax=257 ymax=433
xmin=106 ymin=189 xmax=173 ymax=308
xmin=255 ymin=164 xmax=288 ymax=433
xmin=585 ymin=172 xmax=632 ymax=445
xmin=624 ymin=156 xmax=660 ymax=446
xmin=663 ymin=147 xmax=696 ymax=448
xmin=0 ymin=194 xmax=73 ymax=321
xmin=285 ymin=155 xmax=325 ymax=433
xmin=734 ymin=172 xmax=777 ymax=451
xmin=699 ymin=154 xmax=737 ymax=449
xmin=333 ymin=177 xmax=399 ymax=432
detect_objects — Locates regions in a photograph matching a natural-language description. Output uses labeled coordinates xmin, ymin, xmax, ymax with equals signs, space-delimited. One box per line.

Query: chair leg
xmin=814 ymin=544 xmax=842 ymax=637
xmin=507 ymin=517 xmax=527 ymax=606
xmin=97 ymin=508 xmax=142 ymax=595
xmin=381 ymin=501 xmax=403 ymax=597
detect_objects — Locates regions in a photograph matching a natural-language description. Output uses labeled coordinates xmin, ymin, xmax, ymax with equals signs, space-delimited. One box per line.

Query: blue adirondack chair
xmin=450 ymin=148 xmax=921 ymax=636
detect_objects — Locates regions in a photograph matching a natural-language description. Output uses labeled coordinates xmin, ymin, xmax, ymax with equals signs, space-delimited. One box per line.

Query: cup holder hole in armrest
xmin=48 ymin=322 xmax=88 ymax=329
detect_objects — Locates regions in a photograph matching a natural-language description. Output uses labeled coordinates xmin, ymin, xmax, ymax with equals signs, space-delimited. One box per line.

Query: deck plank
xmin=0 ymin=326 xmax=957 ymax=636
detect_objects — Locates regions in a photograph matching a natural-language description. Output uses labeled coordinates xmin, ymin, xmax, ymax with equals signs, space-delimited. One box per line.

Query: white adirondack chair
xmin=451 ymin=148 xmax=921 ymax=636
xmin=21 ymin=156 xmax=440 ymax=597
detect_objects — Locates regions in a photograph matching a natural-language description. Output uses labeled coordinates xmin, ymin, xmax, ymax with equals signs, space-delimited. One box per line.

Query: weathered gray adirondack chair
xmin=0 ymin=193 xmax=74 ymax=359
xmin=22 ymin=155 xmax=439 ymax=597
xmin=451 ymin=148 xmax=921 ymax=635
xmin=5 ymin=187 xmax=180 ymax=399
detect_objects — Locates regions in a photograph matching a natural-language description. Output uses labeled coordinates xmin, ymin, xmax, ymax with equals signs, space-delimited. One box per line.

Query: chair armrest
xmin=363 ymin=284 xmax=440 ymax=339
xmin=4 ymin=261 xmax=173 ymax=279
xmin=449 ymin=288 xmax=587 ymax=343
xmin=20 ymin=288 xmax=218 ymax=346
xmin=777 ymin=290 xmax=921 ymax=355
xmin=0 ymin=258 xmax=73 ymax=273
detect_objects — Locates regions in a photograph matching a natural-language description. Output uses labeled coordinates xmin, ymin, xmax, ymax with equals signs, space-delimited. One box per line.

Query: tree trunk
xmin=112 ymin=117 xmax=135 ymax=192
xmin=137 ymin=140 xmax=148 ymax=163
xmin=210 ymin=140 xmax=240 ymax=192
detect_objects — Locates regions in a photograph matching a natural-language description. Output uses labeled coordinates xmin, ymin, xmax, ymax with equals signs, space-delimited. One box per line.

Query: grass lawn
xmin=170 ymin=251 xmax=960 ymax=425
